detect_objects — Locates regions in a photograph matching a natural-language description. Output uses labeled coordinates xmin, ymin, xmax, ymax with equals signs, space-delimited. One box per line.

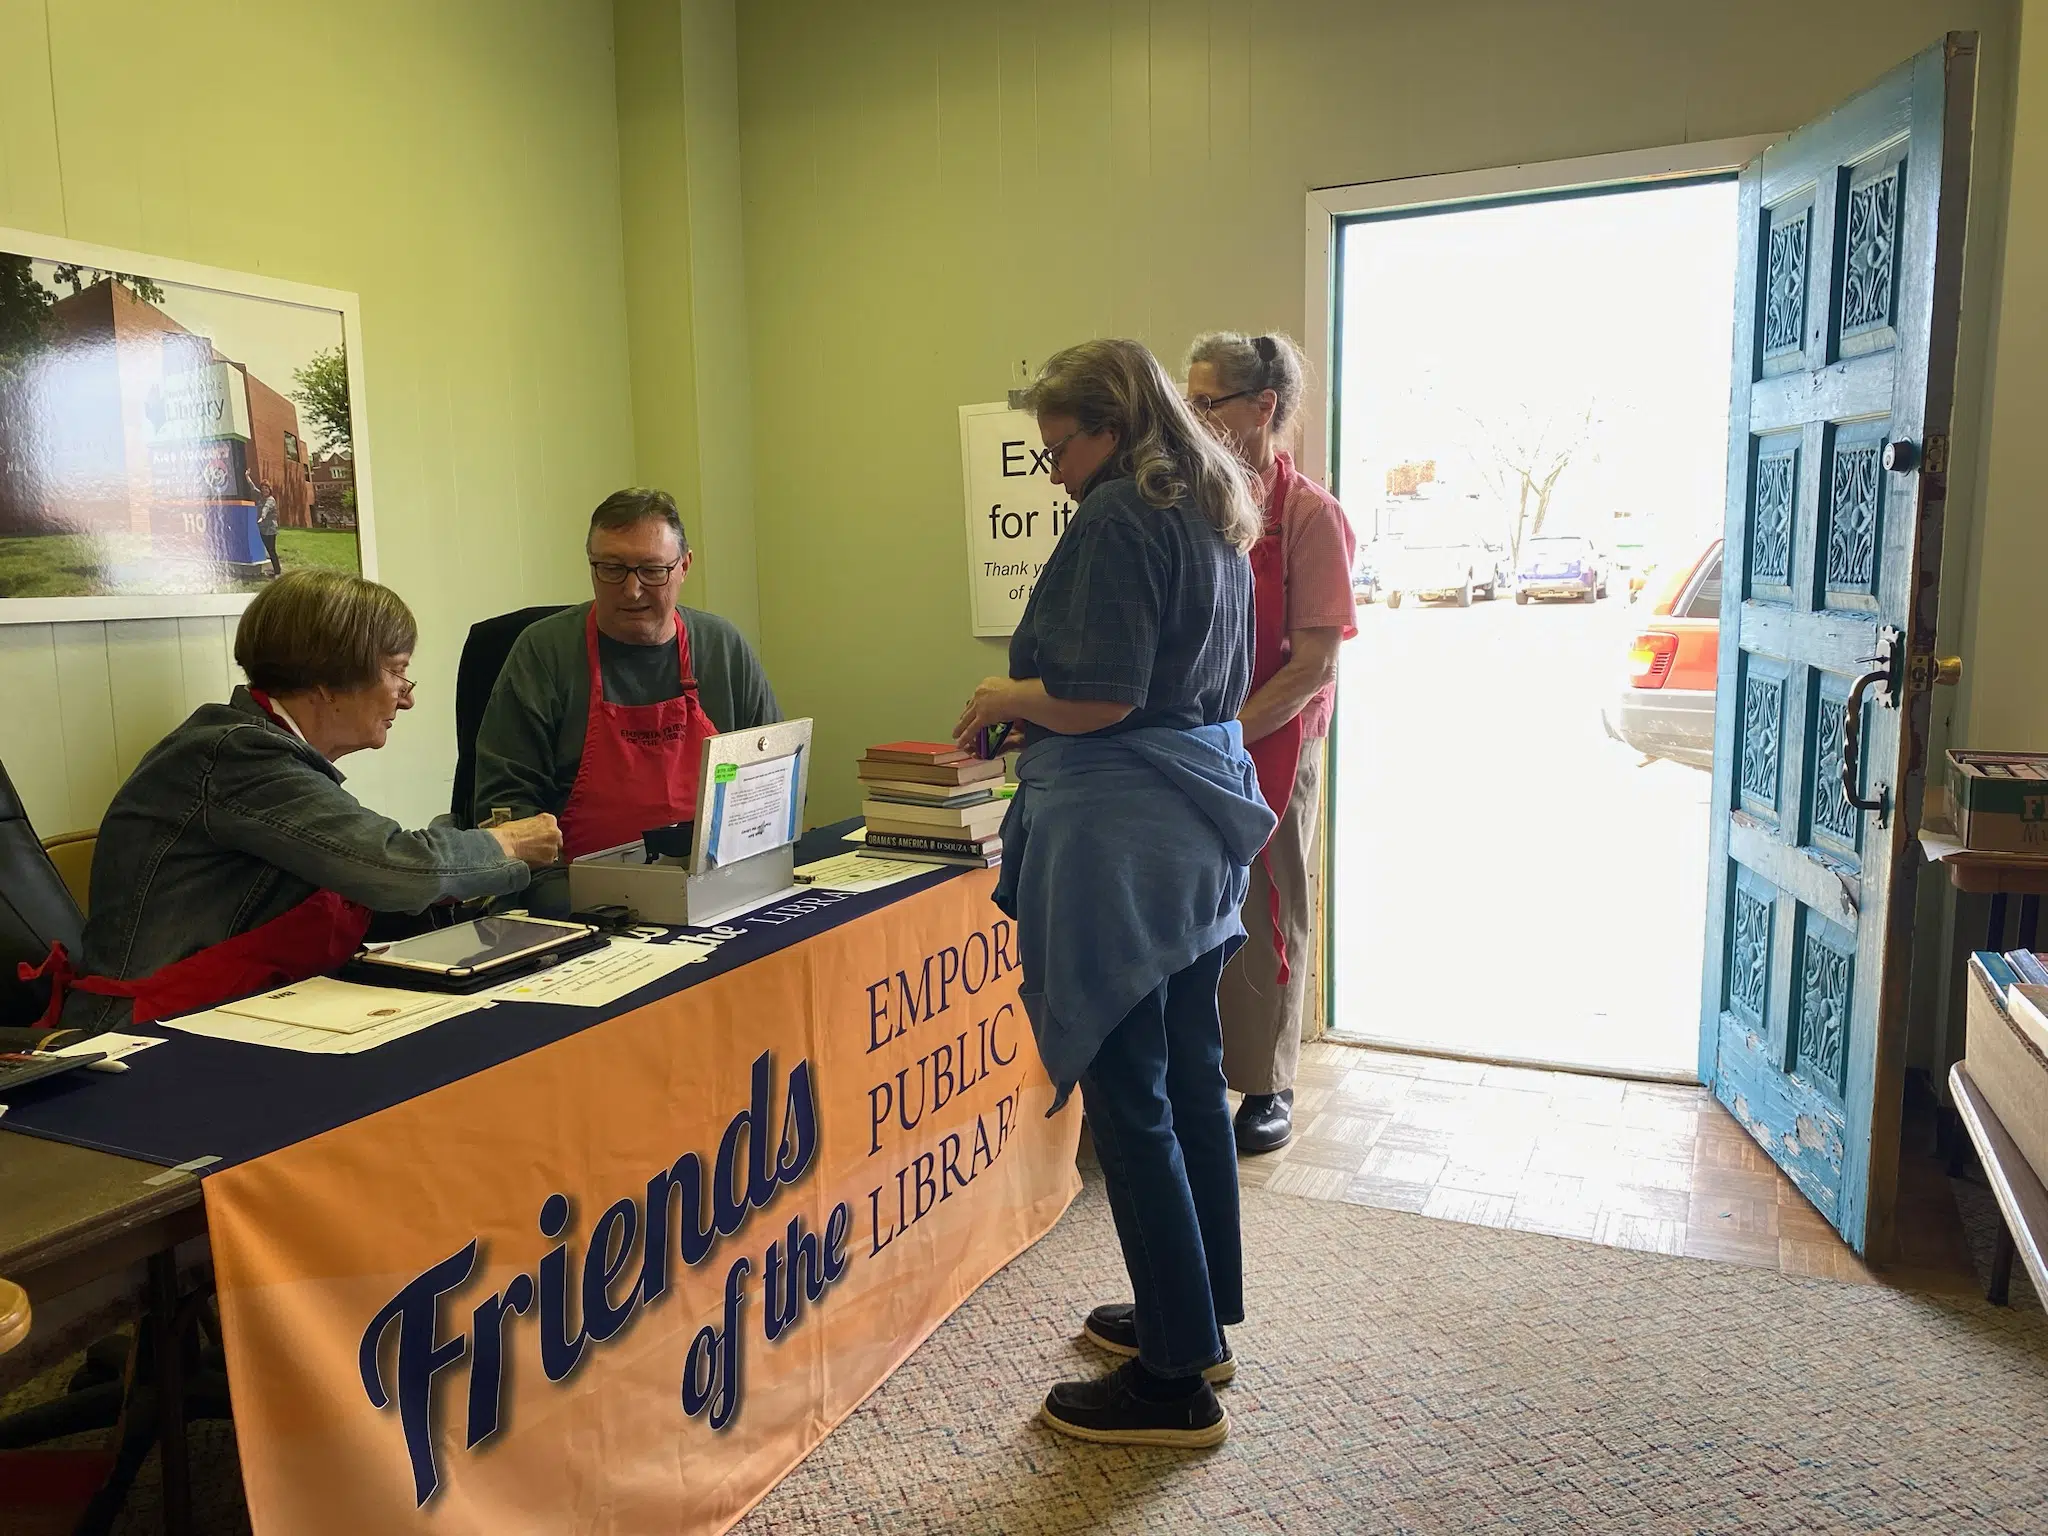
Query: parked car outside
xmin=1385 ymin=538 xmax=1500 ymax=608
xmin=1600 ymin=538 xmax=1723 ymax=769
xmin=1514 ymin=533 xmax=1609 ymax=603
xmin=1352 ymin=541 xmax=1381 ymax=605
xmin=1482 ymin=541 xmax=1514 ymax=596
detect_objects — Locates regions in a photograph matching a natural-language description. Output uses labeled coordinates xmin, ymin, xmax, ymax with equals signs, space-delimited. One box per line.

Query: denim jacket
xmin=62 ymin=687 xmax=529 ymax=1031
xmin=991 ymin=721 xmax=1276 ymax=1108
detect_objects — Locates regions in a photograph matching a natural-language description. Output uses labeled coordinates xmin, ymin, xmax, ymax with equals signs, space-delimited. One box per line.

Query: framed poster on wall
xmin=958 ymin=402 xmax=1076 ymax=638
xmin=0 ymin=225 xmax=375 ymax=624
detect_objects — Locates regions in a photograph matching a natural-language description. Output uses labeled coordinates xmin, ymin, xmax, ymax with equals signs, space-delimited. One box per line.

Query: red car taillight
xmin=1629 ymin=632 xmax=1678 ymax=688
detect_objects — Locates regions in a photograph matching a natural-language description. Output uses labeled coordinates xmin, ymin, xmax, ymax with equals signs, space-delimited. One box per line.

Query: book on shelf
xmin=860 ymin=779 xmax=996 ymax=808
xmin=2003 ymin=949 xmax=2048 ymax=987
xmin=864 ymin=828 xmax=1000 ymax=857
xmin=857 ymin=754 xmax=1004 ymax=787
xmin=860 ymin=798 xmax=1006 ymax=834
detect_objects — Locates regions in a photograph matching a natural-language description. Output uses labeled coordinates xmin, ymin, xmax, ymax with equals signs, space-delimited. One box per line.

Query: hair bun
xmin=1253 ymin=335 xmax=1276 ymax=361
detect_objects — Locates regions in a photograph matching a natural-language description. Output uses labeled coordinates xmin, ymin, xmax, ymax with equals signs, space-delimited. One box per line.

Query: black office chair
xmin=0 ymin=756 xmax=85 ymax=1034
xmin=450 ymin=605 xmax=567 ymax=827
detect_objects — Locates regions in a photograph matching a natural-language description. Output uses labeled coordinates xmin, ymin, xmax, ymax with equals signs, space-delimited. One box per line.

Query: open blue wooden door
xmin=1701 ymin=35 xmax=1977 ymax=1259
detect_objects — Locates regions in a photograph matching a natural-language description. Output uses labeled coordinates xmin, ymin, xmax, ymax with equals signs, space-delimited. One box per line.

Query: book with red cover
xmin=865 ymin=741 xmax=970 ymax=765
xmin=857 ymin=756 xmax=1003 ymax=786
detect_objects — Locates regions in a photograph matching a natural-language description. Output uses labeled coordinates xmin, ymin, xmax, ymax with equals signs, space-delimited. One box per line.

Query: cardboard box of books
xmin=1969 ymin=954 xmax=2048 ymax=1191
xmin=1945 ymin=750 xmax=2048 ymax=854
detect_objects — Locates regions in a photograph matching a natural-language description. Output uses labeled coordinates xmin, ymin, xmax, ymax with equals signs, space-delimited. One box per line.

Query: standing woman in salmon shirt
xmin=1185 ymin=332 xmax=1359 ymax=1154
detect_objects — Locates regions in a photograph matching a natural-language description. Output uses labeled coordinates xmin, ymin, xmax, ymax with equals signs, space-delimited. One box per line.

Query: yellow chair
xmin=38 ymin=831 xmax=94 ymax=918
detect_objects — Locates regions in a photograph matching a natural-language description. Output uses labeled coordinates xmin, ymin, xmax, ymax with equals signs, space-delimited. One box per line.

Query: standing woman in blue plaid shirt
xmin=955 ymin=339 xmax=1277 ymax=1448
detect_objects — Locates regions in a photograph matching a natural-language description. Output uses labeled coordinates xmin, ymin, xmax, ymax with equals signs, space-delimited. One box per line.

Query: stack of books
xmin=858 ymin=741 xmax=1005 ymax=867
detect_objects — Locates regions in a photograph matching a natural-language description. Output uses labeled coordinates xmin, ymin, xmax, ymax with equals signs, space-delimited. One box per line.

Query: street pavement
xmin=1328 ymin=586 xmax=1710 ymax=1078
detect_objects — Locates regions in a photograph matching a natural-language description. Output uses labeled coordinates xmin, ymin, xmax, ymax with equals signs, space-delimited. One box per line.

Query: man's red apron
xmin=1245 ymin=453 xmax=1306 ymax=986
xmin=18 ymin=691 xmax=373 ymax=1027
xmin=557 ymin=607 xmax=720 ymax=861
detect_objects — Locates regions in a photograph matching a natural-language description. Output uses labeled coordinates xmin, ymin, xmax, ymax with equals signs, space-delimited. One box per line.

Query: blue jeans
xmin=1078 ymin=942 xmax=1243 ymax=1378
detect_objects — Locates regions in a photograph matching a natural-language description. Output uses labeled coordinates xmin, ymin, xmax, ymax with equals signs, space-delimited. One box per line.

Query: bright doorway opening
xmin=1328 ymin=177 xmax=1739 ymax=1079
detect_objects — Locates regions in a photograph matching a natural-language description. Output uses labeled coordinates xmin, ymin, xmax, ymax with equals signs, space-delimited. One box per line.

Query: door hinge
xmin=1923 ymin=433 xmax=1950 ymax=475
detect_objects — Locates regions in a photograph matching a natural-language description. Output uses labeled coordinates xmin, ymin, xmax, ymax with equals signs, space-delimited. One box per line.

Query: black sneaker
xmin=1234 ymin=1090 xmax=1294 ymax=1154
xmin=1039 ymin=1360 xmax=1229 ymax=1448
xmin=1081 ymin=1303 xmax=1236 ymax=1384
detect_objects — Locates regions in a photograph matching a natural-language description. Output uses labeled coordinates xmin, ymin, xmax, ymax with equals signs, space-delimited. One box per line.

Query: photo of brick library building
xmin=0 ymin=260 xmax=358 ymax=599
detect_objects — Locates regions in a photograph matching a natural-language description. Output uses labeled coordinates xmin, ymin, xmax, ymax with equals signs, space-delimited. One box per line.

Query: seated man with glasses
xmin=472 ymin=487 xmax=779 ymax=909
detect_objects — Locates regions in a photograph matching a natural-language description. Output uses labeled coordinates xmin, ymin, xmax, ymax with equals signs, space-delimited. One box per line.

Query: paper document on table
xmin=215 ymin=976 xmax=458 ymax=1035
xmin=844 ymin=825 xmax=868 ymax=842
xmin=482 ymin=937 xmax=711 ymax=1007
xmin=705 ymin=751 xmax=802 ymax=866
xmin=794 ymin=850 xmax=927 ymax=893
xmin=45 ymin=1031 xmax=166 ymax=1064
xmin=165 ymin=995 xmax=494 ymax=1053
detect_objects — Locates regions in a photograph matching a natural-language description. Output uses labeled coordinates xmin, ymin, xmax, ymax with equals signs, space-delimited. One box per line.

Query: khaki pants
xmin=1220 ymin=735 xmax=1322 ymax=1096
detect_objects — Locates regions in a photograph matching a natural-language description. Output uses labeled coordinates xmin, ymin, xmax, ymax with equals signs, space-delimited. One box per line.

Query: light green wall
xmin=1957 ymin=2 xmax=2046 ymax=748
xmin=735 ymin=0 xmax=2020 ymax=824
xmin=0 ymin=0 xmax=639 ymax=833
xmin=1930 ymin=0 xmax=2046 ymax=1068
xmin=614 ymin=0 xmax=762 ymax=640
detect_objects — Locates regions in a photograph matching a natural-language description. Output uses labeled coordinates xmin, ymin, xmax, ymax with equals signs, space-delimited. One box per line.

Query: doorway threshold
xmin=1321 ymin=1030 xmax=1700 ymax=1087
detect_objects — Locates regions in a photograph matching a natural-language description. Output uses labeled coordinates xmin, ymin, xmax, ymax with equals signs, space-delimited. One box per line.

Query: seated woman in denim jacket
xmin=36 ymin=569 xmax=560 ymax=1034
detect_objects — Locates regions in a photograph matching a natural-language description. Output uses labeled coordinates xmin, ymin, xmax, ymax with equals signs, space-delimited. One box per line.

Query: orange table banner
xmin=204 ymin=872 xmax=1081 ymax=1534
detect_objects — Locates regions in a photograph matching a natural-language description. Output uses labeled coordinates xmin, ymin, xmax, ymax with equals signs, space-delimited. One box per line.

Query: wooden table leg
xmin=1988 ymin=892 xmax=2009 ymax=953
xmin=1989 ymin=1222 xmax=2016 ymax=1307
xmin=147 ymin=1252 xmax=192 ymax=1536
xmin=2021 ymin=894 xmax=2041 ymax=951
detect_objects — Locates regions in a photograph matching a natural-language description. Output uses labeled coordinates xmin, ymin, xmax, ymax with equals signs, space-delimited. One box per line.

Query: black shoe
xmin=1039 ymin=1360 xmax=1229 ymax=1448
xmin=1081 ymin=1303 xmax=1236 ymax=1384
xmin=1234 ymin=1090 xmax=1294 ymax=1154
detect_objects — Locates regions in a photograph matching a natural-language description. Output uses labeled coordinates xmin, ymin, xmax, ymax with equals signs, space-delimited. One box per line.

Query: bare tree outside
xmin=1332 ymin=179 xmax=1737 ymax=1077
xmin=1455 ymin=397 xmax=1604 ymax=560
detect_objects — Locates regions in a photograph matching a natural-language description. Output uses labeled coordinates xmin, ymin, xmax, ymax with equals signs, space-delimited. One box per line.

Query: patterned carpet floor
xmin=16 ymin=1168 xmax=2048 ymax=1533
xmin=737 ymin=1172 xmax=2048 ymax=1535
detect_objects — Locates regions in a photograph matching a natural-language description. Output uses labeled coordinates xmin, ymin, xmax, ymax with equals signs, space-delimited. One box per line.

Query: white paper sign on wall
xmin=958 ymin=402 xmax=1079 ymax=638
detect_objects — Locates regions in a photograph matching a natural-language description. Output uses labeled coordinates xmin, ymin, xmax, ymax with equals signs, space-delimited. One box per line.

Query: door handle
xmin=1841 ymin=625 xmax=1903 ymax=827
xmin=1841 ymin=668 xmax=1891 ymax=825
xmin=1909 ymin=653 xmax=1963 ymax=691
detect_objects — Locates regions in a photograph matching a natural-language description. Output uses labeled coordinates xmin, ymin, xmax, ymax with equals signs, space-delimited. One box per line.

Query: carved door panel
xmin=1700 ymin=36 xmax=1976 ymax=1257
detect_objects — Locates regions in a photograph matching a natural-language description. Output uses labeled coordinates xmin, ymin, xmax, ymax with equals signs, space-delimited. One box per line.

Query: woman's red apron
xmin=1245 ymin=453 xmax=1306 ymax=985
xmin=17 ymin=691 xmax=373 ymax=1027
xmin=558 ymin=606 xmax=720 ymax=861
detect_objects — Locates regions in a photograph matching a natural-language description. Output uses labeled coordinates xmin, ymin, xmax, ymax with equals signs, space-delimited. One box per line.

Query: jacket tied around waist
xmin=990 ymin=721 xmax=1278 ymax=1109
